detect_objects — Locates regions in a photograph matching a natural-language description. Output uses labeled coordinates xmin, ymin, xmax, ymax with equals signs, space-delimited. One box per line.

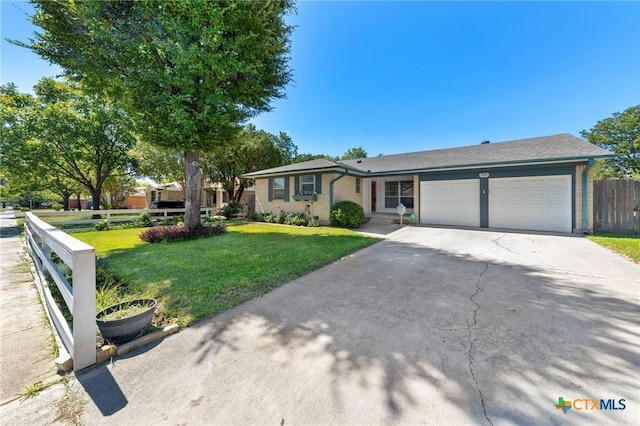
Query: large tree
xmin=132 ymin=141 xmax=185 ymax=187
xmin=1 ymin=79 xmax=138 ymax=211
xmin=581 ymin=105 xmax=640 ymax=178
xmin=23 ymin=0 xmax=295 ymax=231
xmin=203 ymin=124 xmax=295 ymax=203
xmin=340 ymin=146 xmax=368 ymax=160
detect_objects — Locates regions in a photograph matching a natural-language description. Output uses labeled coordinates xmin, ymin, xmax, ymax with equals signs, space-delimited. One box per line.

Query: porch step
xmin=365 ymin=215 xmax=398 ymax=225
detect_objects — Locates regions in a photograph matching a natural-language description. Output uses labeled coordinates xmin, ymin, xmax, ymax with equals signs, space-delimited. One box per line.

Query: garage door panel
xmin=420 ymin=179 xmax=479 ymax=227
xmin=489 ymin=175 xmax=571 ymax=233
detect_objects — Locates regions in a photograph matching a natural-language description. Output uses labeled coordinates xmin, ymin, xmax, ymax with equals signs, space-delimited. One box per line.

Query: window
xmin=301 ymin=175 xmax=315 ymax=194
xmin=356 ymin=177 xmax=361 ymax=194
xmin=384 ymin=180 xmax=414 ymax=208
xmin=272 ymin=177 xmax=285 ymax=200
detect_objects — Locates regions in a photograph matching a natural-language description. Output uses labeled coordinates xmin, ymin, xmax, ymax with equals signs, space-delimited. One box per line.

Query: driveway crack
xmin=467 ymin=263 xmax=492 ymax=426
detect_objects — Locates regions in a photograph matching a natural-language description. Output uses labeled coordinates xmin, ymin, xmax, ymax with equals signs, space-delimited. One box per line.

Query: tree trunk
xmin=76 ymin=192 xmax=82 ymax=211
xmin=234 ymin=186 xmax=245 ymax=204
xmin=62 ymin=192 xmax=71 ymax=211
xmin=183 ymin=150 xmax=203 ymax=232
xmin=90 ymin=188 xmax=102 ymax=219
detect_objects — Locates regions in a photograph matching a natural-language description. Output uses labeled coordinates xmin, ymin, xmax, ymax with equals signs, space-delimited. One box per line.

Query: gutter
xmin=329 ymin=170 xmax=349 ymax=213
xmin=581 ymin=158 xmax=595 ymax=233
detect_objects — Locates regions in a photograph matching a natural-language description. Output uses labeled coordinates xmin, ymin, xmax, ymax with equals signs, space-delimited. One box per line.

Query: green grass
xmin=72 ymin=228 xmax=147 ymax=257
xmin=73 ymin=224 xmax=378 ymax=326
xmin=587 ymin=232 xmax=640 ymax=263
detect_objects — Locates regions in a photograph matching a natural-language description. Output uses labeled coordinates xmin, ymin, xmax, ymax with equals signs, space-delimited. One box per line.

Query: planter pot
xmin=293 ymin=194 xmax=317 ymax=201
xmin=96 ymin=298 xmax=157 ymax=344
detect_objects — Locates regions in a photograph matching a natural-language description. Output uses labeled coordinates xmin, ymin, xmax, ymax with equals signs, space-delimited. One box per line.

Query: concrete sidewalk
xmin=0 ymin=209 xmax=59 ymax=405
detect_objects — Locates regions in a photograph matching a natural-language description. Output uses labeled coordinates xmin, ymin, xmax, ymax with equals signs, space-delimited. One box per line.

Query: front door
xmin=371 ymin=181 xmax=377 ymax=212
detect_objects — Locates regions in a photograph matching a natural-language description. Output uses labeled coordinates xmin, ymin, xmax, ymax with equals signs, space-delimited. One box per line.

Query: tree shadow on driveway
xmin=189 ymin=238 xmax=639 ymax=425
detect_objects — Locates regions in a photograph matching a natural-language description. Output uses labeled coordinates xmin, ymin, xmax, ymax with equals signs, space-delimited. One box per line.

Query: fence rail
xmin=24 ymin=212 xmax=96 ymax=371
xmin=16 ymin=207 xmax=224 ymax=229
xmin=593 ymin=180 xmax=640 ymax=235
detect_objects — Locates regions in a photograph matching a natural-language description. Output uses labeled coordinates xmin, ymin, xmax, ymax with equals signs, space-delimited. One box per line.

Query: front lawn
xmin=74 ymin=224 xmax=378 ymax=326
xmin=586 ymin=232 xmax=640 ymax=263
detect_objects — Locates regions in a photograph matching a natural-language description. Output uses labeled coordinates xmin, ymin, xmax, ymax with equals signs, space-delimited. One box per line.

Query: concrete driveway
xmin=2 ymin=227 xmax=639 ymax=425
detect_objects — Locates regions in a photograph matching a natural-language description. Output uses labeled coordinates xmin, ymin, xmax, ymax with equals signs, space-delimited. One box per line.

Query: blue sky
xmin=2 ymin=1 xmax=639 ymax=157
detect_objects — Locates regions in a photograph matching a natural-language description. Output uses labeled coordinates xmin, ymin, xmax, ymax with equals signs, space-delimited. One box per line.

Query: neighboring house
xmin=144 ymin=181 xmax=255 ymax=213
xmin=243 ymin=134 xmax=612 ymax=233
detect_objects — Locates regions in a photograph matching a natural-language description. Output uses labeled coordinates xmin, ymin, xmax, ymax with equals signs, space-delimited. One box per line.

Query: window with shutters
xmin=301 ymin=175 xmax=315 ymax=194
xmin=272 ymin=177 xmax=285 ymax=200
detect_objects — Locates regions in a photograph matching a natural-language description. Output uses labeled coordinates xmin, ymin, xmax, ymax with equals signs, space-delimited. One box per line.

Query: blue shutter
xmin=268 ymin=178 xmax=273 ymax=202
xmin=284 ymin=176 xmax=290 ymax=202
xmin=294 ymin=176 xmax=300 ymax=195
xmin=315 ymin=173 xmax=322 ymax=194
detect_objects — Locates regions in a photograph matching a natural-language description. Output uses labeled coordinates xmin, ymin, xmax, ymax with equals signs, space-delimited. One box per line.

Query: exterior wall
xmin=413 ymin=174 xmax=420 ymax=220
xmin=68 ymin=199 xmax=89 ymax=210
xmin=575 ymin=164 xmax=595 ymax=233
xmin=145 ymin=188 xmax=184 ymax=207
xmin=254 ymin=173 xmax=363 ymax=224
xmin=145 ymin=187 xmax=221 ymax=208
xmin=123 ymin=194 xmax=147 ymax=209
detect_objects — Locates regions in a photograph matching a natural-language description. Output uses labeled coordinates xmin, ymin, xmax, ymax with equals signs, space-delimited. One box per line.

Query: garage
xmin=489 ymin=175 xmax=572 ymax=233
xmin=420 ymin=179 xmax=480 ymax=227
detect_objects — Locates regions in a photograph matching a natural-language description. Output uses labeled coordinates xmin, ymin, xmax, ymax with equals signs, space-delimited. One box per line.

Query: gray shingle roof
xmin=243 ymin=158 xmax=341 ymax=177
xmin=244 ymin=134 xmax=612 ymax=177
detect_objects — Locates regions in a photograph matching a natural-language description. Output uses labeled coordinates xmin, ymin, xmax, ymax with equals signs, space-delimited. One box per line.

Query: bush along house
xmin=242 ymin=134 xmax=612 ymax=233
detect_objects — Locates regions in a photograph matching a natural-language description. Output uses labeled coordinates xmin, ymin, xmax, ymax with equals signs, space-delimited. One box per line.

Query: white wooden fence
xmin=16 ymin=207 xmax=223 ymax=229
xmin=24 ymin=212 xmax=96 ymax=371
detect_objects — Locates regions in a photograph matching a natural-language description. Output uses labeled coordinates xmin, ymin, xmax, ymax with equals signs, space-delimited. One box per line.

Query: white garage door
xmin=420 ymin=179 xmax=480 ymax=227
xmin=489 ymin=175 xmax=571 ymax=232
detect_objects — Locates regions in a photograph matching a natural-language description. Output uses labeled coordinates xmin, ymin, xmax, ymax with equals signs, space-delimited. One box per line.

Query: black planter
xmin=96 ymin=298 xmax=157 ymax=344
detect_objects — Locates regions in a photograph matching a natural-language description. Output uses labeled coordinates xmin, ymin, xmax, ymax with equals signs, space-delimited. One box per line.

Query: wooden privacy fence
xmin=593 ymin=180 xmax=640 ymax=235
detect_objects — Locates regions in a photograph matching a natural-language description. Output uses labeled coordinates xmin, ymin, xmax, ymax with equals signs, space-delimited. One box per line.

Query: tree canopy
xmin=203 ymin=124 xmax=295 ymax=203
xmin=0 ymin=79 xmax=138 ymax=210
xmin=293 ymin=147 xmax=369 ymax=163
xmin=23 ymin=0 xmax=295 ymax=230
xmin=581 ymin=105 xmax=640 ymax=179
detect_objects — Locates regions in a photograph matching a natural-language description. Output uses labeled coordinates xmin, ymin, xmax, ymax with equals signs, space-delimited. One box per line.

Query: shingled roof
xmin=243 ymin=134 xmax=611 ymax=177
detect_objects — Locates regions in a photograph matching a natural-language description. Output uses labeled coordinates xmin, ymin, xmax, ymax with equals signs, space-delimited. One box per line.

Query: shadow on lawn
xmin=187 ymin=239 xmax=639 ymax=424
xmin=102 ymin=230 xmax=379 ymax=326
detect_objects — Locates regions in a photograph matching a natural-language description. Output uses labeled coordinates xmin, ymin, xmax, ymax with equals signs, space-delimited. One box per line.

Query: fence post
xmin=106 ymin=210 xmax=111 ymax=227
xmin=71 ymin=248 xmax=96 ymax=370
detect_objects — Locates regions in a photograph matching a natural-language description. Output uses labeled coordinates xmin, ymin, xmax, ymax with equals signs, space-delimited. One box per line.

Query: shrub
xmin=20 ymin=207 xmax=30 ymax=212
xmin=284 ymin=212 xmax=308 ymax=226
xmin=308 ymin=217 xmax=320 ymax=227
xmin=140 ymin=224 xmax=227 ymax=243
xmin=172 ymin=214 xmax=185 ymax=226
xmin=250 ymin=212 xmax=266 ymax=222
xmin=135 ymin=212 xmax=155 ymax=227
xmin=263 ymin=213 xmax=275 ymax=223
xmin=330 ymin=201 xmax=365 ymax=228
xmin=204 ymin=214 xmax=226 ymax=224
xmin=274 ymin=210 xmax=287 ymax=224
xmin=221 ymin=201 xmax=242 ymax=219
xmin=94 ymin=220 xmax=110 ymax=231
xmin=52 ymin=203 xmax=63 ymax=211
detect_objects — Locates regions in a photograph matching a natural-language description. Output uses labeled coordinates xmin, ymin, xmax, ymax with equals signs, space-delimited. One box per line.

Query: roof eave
xmin=359 ymin=155 xmax=613 ymax=177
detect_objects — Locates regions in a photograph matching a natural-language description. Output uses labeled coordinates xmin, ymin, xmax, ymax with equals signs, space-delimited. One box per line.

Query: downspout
xmin=581 ymin=158 xmax=594 ymax=233
xmin=329 ymin=170 xmax=349 ymax=213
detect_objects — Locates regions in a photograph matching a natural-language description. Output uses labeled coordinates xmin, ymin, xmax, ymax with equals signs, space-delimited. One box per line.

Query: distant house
xmin=144 ymin=181 xmax=255 ymax=213
xmin=243 ymin=134 xmax=612 ymax=233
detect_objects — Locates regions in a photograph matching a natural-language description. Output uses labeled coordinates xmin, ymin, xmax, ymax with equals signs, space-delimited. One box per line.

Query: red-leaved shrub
xmin=140 ymin=224 xmax=227 ymax=243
